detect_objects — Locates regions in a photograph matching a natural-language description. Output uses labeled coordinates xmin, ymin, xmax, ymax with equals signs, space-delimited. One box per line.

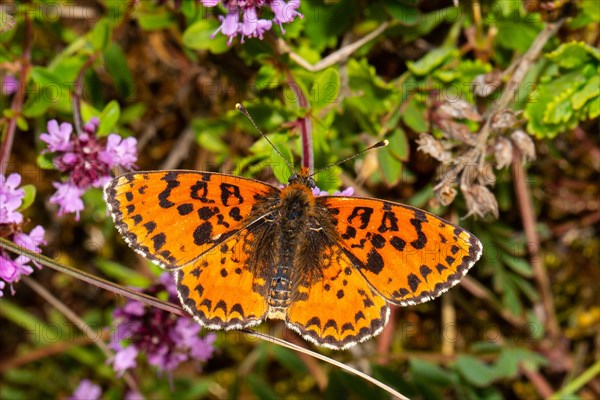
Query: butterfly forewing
xmin=318 ymin=196 xmax=483 ymax=306
xmin=104 ymin=171 xmax=279 ymax=270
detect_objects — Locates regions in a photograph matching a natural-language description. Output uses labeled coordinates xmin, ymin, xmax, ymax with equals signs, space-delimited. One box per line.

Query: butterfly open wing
xmin=175 ymin=230 xmax=270 ymax=329
xmin=285 ymin=244 xmax=389 ymax=350
xmin=104 ymin=171 xmax=279 ymax=270
xmin=318 ymin=196 xmax=483 ymax=306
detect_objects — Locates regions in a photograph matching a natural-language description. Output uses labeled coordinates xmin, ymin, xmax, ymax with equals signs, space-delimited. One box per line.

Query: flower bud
xmin=435 ymin=181 xmax=458 ymax=206
xmin=494 ymin=137 xmax=513 ymax=169
xmin=438 ymin=100 xmax=481 ymax=121
xmin=472 ymin=71 xmax=502 ymax=98
xmin=462 ymin=184 xmax=499 ymax=218
xmin=416 ymin=133 xmax=452 ymax=162
xmin=511 ymin=129 xmax=536 ymax=162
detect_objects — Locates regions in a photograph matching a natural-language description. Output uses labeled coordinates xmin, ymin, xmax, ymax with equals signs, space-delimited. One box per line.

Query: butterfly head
xmin=287 ymin=167 xmax=316 ymax=189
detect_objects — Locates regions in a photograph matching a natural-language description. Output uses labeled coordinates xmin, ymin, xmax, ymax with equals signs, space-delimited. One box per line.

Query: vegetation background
xmin=0 ymin=0 xmax=598 ymax=399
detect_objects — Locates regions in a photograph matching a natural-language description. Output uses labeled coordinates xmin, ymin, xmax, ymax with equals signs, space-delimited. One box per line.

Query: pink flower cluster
xmin=41 ymin=119 xmax=137 ymax=220
xmin=109 ymin=273 xmax=215 ymax=375
xmin=0 ymin=173 xmax=46 ymax=297
xmin=203 ymin=0 xmax=302 ymax=44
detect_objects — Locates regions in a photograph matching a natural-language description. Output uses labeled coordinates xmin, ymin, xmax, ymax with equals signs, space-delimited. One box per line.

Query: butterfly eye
xmin=307 ymin=177 xmax=316 ymax=189
xmin=288 ymin=173 xmax=299 ymax=184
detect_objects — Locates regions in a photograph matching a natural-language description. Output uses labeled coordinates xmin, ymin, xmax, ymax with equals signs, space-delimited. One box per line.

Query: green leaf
xmin=246 ymin=374 xmax=279 ymax=400
xmin=16 ymin=116 xmax=28 ymax=131
xmin=502 ymin=278 xmax=523 ymax=316
xmin=495 ymin=20 xmax=542 ymax=53
xmin=571 ymin=74 xmax=599 ymax=110
xmin=311 ymin=68 xmax=340 ymax=108
xmin=410 ymin=359 xmax=453 ymax=386
xmin=501 ymin=253 xmax=533 ymax=277
xmin=378 ymin=146 xmax=403 ymax=186
xmin=17 ymin=185 xmax=36 ymax=212
xmin=97 ymin=100 xmax=121 ymax=137
xmin=183 ymin=19 xmax=230 ymax=54
xmin=270 ymin=138 xmax=294 ymax=185
xmin=94 ymin=259 xmax=152 ymax=287
xmin=402 ymin=100 xmax=428 ymax=132
xmin=494 ymin=348 xmax=547 ymax=378
xmin=384 ymin=0 xmax=419 ymax=25
xmin=303 ymin=0 xmax=357 ymax=51
xmin=87 ymin=18 xmax=112 ymax=51
xmin=387 ymin=128 xmax=409 ymax=161
xmin=0 ymin=300 xmax=47 ymax=344
xmin=407 ymin=47 xmax=455 ymax=76
xmin=138 ymin=12 xmax=176 ymax=30
xmin=37 ymin=153 xmax=56 ymax=170
xmin=255 ymin=65 xmax=280 ymax=89
xmin=270 ymin=346 xmax=308 ymax=374
xmin=546 ymin=41 xmax=600 ymax=69
xmin=455 ymin=355 xmax=498 ymax=387
xmin=104 ymin=43 xmax=134 ymax=99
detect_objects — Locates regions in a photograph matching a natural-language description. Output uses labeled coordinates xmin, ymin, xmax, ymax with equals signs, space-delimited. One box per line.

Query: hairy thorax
xmin=249 ymin=183 xmax=336 ymax=320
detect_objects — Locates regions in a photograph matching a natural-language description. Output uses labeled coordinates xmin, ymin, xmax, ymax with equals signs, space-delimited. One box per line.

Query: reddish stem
xmin=0 ymin=15 xmax=33 ymax=175
xmin=512 ymin=149 xmax=560 ymax=340
xmin=72 ymin=54 xmax=98 ymax=136
xmin=283 ymin=72 xmax=314 ymax=171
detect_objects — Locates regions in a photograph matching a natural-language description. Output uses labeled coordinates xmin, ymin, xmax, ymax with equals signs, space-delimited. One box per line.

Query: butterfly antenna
xmin=236 ymin=103 xmax=295 ymax=172
xmin=309 ymin=140 xmax=389 ymax=178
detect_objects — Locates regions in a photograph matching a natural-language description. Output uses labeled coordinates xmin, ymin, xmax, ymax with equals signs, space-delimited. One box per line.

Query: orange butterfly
xmin=104 ymin=164 xmax=482 ymax=350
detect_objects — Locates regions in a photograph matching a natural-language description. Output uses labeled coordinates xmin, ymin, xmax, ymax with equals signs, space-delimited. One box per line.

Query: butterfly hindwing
xmin=104 ymin=170 xmax=279 ymax=270
xmin=285 ymin=244 xmax=389 ymax=350
xmin=175 ymin=230 xmax=269 ymax=329
xmin=318 ymin=196 xmax=483 ymax=306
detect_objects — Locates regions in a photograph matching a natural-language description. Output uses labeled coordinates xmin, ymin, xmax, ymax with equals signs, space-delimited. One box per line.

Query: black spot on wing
xmin=231 ymin=304 xmax=245 ymax=317
xmin=407 ymin=273 xmax=421 ymax=293
xmin=347 ymin=207 xmax=373 ymax=229
xmin=306 ymin=317 xmax=321 ymax=329
xmin=364 ymin=249 xmax=384 ymax=274
xmin=371 ymin=233 xmax=386 ymax=249
xmin=390 ymin=236 xmax=406 ymax=252
xmin=198 ymin=206 xmax=218 ymax=220
xmin=229 ymin=206 xmax=243 ymax=221
xmin=193 ymin=222 xmax=213 ymax=246
xmin=354 ymin=311 xmax=365 ymax=322
xmin=177 ymin=203 xmax=194 ymax=216
xmin=220 ymin=183 xmax=244 ymax=206
xmin=158 ymin=172 xmax=180 ymax=208
xmin=436 ymin=263 xmax=448 ymax=273
xmin=419 ymin=265 xmax=433 ymax=282
xmin=341 ymin=226 xmax=357 ymax=240
xmin=378 ymin=210 xmax=399 ymax=232
xmin=152 ymin=233 xmax=166 ymax=252
xmin=144 ymin=221 xmax=156 ymax=234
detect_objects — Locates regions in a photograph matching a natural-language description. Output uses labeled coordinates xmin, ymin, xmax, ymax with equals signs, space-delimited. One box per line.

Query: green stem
xmin=550 ymin=360 xmax=600 ymax=400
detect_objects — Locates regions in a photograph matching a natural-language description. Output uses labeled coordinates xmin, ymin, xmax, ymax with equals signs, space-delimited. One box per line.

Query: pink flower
xmin=69 ymin=379 xmax=102 ymax=400
xmin=0 ymin=173 xmax=25 ymax=224
xmin=205 ymin=1 xmax=301 ymax=44
xmin=40 ymin=120 xmax=74 ymax=152
xmin=49 ymin=182 xmax=85 ymax=220
xmin=98 ymin=134 xmax=137 ymax=168
xmin=110 ymin=345 xmax=139 ymax=377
